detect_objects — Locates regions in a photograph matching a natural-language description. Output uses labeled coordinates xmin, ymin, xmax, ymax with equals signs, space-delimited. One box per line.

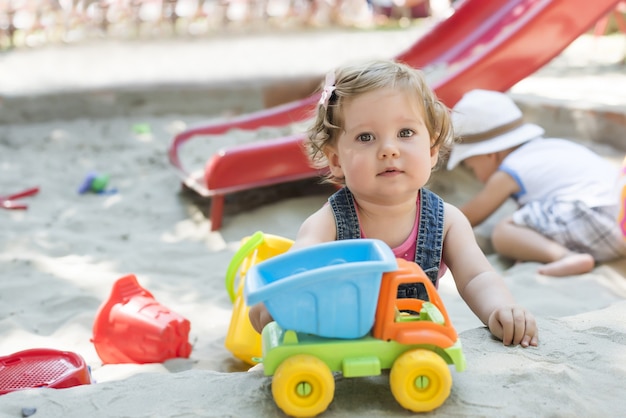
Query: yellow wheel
xmin=389 ymin=349 xmax=452 ymax=412
xmin=271 ymin=354 xmax=335 ymax=417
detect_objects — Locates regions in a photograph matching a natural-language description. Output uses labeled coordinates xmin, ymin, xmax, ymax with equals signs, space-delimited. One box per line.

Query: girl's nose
xmin=379 ymin=138 xmax=399 ymax=158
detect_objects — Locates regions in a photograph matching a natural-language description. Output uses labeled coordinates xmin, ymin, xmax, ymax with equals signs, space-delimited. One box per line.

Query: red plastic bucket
xmin=91 ymin=274 xmax=192 ymax=364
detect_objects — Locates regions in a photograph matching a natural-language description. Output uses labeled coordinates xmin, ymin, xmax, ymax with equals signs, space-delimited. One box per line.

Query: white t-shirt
xmin=499 ymin=137 xmax=618 ymax=208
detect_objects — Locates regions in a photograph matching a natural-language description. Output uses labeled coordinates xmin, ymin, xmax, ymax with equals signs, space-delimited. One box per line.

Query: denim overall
xmin=329 ymin=187 xmax=445 ymax=301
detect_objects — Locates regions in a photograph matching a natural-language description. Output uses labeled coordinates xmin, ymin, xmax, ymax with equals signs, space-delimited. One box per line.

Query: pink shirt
xmin=357 ymin=196 xmax=448 ymax=286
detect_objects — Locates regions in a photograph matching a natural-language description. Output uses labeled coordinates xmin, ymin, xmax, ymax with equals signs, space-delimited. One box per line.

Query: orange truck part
xmin=373 ymin=259 xmax=458 ymax=348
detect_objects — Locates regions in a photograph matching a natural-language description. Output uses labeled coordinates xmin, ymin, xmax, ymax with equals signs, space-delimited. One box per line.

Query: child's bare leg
xmin=491 ymin=217 xmax=595 ymax=277
xmin=536 ymin=253 xmax=595 ymax=276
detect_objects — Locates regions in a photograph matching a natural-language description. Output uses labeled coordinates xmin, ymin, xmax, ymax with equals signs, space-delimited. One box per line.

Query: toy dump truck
xmin=245 ymin=238 xmax=466 ymax=417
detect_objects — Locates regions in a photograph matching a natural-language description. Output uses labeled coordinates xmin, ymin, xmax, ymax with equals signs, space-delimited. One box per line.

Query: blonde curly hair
xmin=305 ymin=59 xmax=454 ymax=185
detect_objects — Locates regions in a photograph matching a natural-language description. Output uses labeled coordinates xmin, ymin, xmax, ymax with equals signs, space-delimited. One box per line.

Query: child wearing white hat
xmin=448 ymin=89 xmax=626 ymax=277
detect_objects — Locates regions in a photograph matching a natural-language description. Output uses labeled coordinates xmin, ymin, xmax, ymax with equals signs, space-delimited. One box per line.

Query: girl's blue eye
xmin=357 ymin=133 xmax=374 ymax=142
xmin=399 ymin=129 xmax=414 ymax=138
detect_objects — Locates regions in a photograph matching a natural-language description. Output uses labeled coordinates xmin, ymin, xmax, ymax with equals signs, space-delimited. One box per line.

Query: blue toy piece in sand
xmin=78 ymin=172 xmax=117 ymax=195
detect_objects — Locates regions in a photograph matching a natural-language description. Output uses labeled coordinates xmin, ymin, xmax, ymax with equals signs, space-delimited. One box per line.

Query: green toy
xmin=78 ymin=172 xmax=116 ymax=194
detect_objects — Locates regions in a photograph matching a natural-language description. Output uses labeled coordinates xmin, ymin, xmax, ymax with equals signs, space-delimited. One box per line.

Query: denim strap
xmin=415 ymin=188 xmax=444 ymax=284
xmin=329 ymin=187 xmax=445 ymax=288
xmin=329 ymin=187 xmax=361 ymax=240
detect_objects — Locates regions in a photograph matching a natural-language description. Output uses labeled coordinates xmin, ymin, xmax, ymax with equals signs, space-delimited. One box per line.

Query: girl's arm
xmin=443 ymin=203 xmax=538 ymax=347
xmin=290 ymin=205 xmax=337 ymax=250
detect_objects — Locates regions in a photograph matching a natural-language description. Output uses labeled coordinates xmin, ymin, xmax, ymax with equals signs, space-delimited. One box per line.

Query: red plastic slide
xmin=169 ymin=0 xmax=620 ymax=230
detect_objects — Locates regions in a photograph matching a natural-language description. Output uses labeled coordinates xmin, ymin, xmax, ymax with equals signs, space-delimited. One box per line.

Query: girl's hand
xmin=488 ymin=305 xmax=539 ymax=347
xmin=249 ymin=303 xmax=273 ymax=334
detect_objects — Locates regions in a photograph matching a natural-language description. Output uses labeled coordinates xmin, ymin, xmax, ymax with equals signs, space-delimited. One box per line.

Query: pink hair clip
xmin=318 ymin=71 xmax=336 ymax=110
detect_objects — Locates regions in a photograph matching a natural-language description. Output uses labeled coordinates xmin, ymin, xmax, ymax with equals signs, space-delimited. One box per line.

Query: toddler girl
xmin=250 ymin=60 xmax=538 ymax=347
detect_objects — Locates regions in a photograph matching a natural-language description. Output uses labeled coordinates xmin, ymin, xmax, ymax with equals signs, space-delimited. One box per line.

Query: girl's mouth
xmin=378 ymin=168 xmax=401 ymax=176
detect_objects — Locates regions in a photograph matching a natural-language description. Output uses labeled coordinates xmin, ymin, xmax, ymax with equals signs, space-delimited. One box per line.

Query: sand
xmin=1 ymin=27 xmax=626 ymax=418
xmin=1 ymin=111 xmax=626 ymax=417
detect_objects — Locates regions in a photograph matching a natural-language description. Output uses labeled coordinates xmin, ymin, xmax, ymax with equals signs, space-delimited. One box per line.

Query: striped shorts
xmin=512 ymin=200 xmax=626 ymax=262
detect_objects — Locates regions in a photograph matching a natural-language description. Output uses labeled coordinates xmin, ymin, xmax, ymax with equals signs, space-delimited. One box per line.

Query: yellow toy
xmin=224 ymin=231 xmax=293 ymax=365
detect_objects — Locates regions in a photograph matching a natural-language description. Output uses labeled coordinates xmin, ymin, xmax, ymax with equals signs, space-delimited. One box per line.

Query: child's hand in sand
xmin=488 ymin=305 xmax=538 ymax=347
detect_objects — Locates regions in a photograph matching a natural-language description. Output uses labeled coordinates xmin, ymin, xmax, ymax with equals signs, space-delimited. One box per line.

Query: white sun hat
xmin=446 ymin=89 xmax=545 ymax=170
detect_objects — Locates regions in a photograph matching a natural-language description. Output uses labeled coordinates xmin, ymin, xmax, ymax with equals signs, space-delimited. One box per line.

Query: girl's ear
xmin=430 ymin=143 xmax=440 ymax=168
xmin=324 ymin=146 xmax=344 ymax=179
